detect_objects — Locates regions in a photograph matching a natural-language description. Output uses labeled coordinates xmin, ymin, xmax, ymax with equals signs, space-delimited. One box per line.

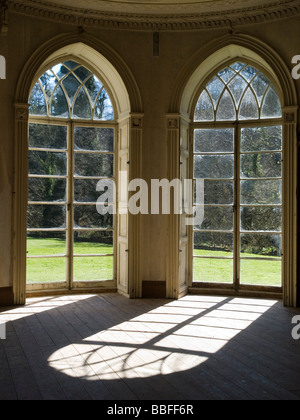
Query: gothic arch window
xmin=192 ymin=61 xmax=283 ymax=291
xmin=27 ymin=60 xmax=116 ymax=291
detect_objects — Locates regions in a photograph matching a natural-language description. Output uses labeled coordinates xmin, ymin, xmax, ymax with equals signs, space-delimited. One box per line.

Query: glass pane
xmin=230 ymin=62 xmax=246 ymax=72
xmin=29 ymin=151 xmax=67 ymax=176
xmin=28 ymin=150 xmax=67 ymax=176
xmin=241 ymin=206 xmax=282 ymax=232
xmin=228 ymin=75 xmax=247 ymax=106
xmin=85 ymin=75 xmax=103 ymax=104
xmin=62 ymin=73 xmax=81 ymax=105
xmin=240 ymin=66 xmax=258 ymax=82
xmin=74 ymin=205 xmax=113 ymax=229
xmin=194 ymin=206 xmax=233 ymax=231
xmin=73 ymin=87 xmax=92 ymax=119
xmin=241 ymin=126 xmax=282 ymax=152
xmin=40 ymin=71 xmax=58 ymax=100
xmin=52 ymin=64 xmax=69 ymax=80
xmin=74 ymin=66 xmax=92 ymax=82
xmin=241 ymin=233 xmax=282 ymax=257
xmin=241 ymin=180 xmax=282 ymax=205
xmin=73 ymin=256 xmax=113 ymax=281
xmin=74 ymin=231 xmax=113 ymax=255
xmin=240 ymin=260 xmax=281 ymax=287
xmin=241 ymin=153 xmax=282 ymax=179
xmin=251 ymin=73 xmax=270 ymax=106
xmin=27 ymin=205 xmax=66 ymax=229
xmin=27 ymin=232 xmax=66 ymax=256
xmin=194 ymin=90 xmax=214 ymax=122
xmin=194 ymin=155 xmax=234 ymax=179
xmin=194 ymin=232 xmax=233 ymax=256
xmin=28 ymin=178 xmax=66 ymax=202
xmin=218 ymin=67 xmax=235 ymax=84
xmin=216 ymin=90 xmax=236 ymax=121
xmin=261 ymin=85 xmax=282 ymax=119
xmin=193 ymin=258 xmax=233 ymax=284
xmin=29 ymin=124 xmax=67 ymax=150
xmin=26 ymin=257 xmax=66 ymax=284
xmin=94 ymin=89 xmax=114 ymax=120
xmin=75 ymin=153 xmax=114 ymax=178
xmin=239 ymin=88 xmax=259 ymax=120
xmin=74 ymin=179 xmax=100 ymax=203
xmin=194 ymin=128 xmax=234 ymax=153
xmin=29 ymin=82 xmax=47 ymax=116
xmin=64 ymin=60 xmax=80 ymax=70
xmin=206 ymin=76 xmax=225 ymax=107
xmin=75 ymin=127 xmax=114 ymax=152
xmin=203 ymin=181 xmax=234 ymax=205
xmin=50 ymin=85 xmax=69 ymax=118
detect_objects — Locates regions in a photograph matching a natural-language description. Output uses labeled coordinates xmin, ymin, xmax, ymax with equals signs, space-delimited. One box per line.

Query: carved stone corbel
xmin=0 ymin=1 xmax=8 ymax=36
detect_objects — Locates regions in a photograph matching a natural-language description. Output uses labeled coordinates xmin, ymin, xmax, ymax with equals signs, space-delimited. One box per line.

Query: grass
xmin=194 ymin=249 xmax=282 ymax=287
xmin=27 ymin=238 xmax=282 ymax=287
xmin=27 ymin=238 xmax=114 ymax=284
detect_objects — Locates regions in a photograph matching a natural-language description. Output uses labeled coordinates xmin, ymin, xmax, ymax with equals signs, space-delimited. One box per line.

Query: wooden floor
xmin=1 ymin=293 xmax=300 ymax=400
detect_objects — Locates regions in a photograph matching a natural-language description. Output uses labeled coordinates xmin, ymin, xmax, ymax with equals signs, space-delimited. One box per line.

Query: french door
xmin=193 ymin=122 xmax=283 ymax=291
xmin=26 ymin=120 xmax=116 ymax=291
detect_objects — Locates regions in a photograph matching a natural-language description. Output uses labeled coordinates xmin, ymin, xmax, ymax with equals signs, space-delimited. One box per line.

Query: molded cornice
xmin=7 ymin=0 xmax=300 ymax=31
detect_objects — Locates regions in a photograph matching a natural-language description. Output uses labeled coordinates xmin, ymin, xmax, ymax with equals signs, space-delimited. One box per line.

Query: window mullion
xmin=234 ymin=123 xmax=241 ymax=290
xmin=66 ymin=122 xmax=74 ymax=290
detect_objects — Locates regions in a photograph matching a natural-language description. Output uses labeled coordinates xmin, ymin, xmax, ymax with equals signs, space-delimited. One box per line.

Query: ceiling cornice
xmin=7 ymin=0 xmax=300 ymax=31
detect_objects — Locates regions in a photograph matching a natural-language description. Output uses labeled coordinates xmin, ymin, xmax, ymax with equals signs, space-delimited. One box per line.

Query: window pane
xmin=216 ymin=90 xmax=236 ymax=121
xmin=28 ymin=178 xmax=66 ymax=202
xmin=27 ymin=257 xmax=66 ymax=284
xmin=27 ymin=205 xmax=66 ymax=229
xmin=94 ymin=89 xmax=114 ymax=120
xmin=261 ymin=85 xmax=282 ymax=119
xmin=241 ymin=233 xmax=282 ymax=257
xmin=194 ymin=129 xmax=234 ymax=153
xmin=40 ymin=71 xmax=58 ymax=100
xmin=85 ymin=76 xmax=103 ymax=103
xmin=29 ymin=124 xmax=67 ymax=150
xmin=74 ymin=66 xmax=92 ymax=82
xmin=240 ymin=260 xmax=281 ymax=287
xmin=194 ymin=232 xmax=233 ymax=256
xmin=241 ymin=126 xmax=282 ymax=152
xmin=73 ymin=87 xmax=92 ymax=119
xmin=75 ymin=127 xmax=114 ymax=152
xmin=75 ymin=153 xmax=114 ymax=178
xmin=240 ymin=66 xmax=258 ymax=82
xmin=29 ymin=82 xmax=47 ymax=116
xmin=194 ymin=206 xmax=233 ymax=231
xmin=251 ymin=73 xmax=270 ymax=105
xmin=241 ymin=153 xmax=282 ymax=179
xmin=62 ymin=73 xmax=81 ymax=105
xmin=193 ymin=258 xmax=233 ymax=284
xmin=50 ymin=85 xmax=69 ymax=118
xmin=29 ymin=151 xmax=67 ymax=176
xmin=194 ymin=90 xmax=214 ymax=122
xmin=194 ymin=155 xmax=234 ymax=179
xmin=228 ymin=75 xmax=247 ymax=106
xmin=241 ymin=180 xmax=282 ymax=205
xmin=74 ymin=231 xmax=113 ymax=255
xmin=238 ymin=88 xmax=259 ymax=120
xmin=218 ymin=67 xmax=235 ymax=84
xmin=241 ymin=207 xmax=282 ymax=232
xmin=206 ymin=76 xmax=225 ymax=107
xmin=202 ymin=181 xmax=234 ymax=205
xmin=74 ymin=205 xmax=113 ymax=229
xmin=27 ymin=233 xmax=66 ymax=256
xmin=74 ymin=179 xmax=99 ymax=203
xmin=73 ymin=256 xmax=113 ymax=281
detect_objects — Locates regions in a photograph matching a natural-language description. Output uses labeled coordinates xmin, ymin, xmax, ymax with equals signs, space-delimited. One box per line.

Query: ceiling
xmin=21 ymin=0 xmax=295 ymax=15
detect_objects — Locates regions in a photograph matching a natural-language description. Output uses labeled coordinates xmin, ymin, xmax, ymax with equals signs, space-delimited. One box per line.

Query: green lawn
xmin=27 ymin=237 xmax=114 ymax=284
xmin=194 ymin=249 xmax=282 ymax=287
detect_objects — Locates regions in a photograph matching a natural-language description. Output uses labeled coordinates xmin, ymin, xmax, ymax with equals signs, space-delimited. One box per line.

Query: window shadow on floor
xmin=1 ymin=293 xmax=300 ymax=400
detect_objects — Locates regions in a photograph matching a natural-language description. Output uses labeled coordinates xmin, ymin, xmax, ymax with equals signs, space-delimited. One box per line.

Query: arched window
xmin=192 ymin=62 xmax=283 ymax=290
xmin=27 ymin=60 xmax=116 ymax=290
